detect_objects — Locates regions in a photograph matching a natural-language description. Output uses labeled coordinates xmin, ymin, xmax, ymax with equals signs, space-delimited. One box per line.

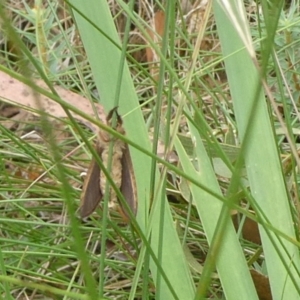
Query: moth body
xmin=79 ymin=107 xmax=137 ymax=220
xmin=98 ymin=129 xmax=126 ymax=210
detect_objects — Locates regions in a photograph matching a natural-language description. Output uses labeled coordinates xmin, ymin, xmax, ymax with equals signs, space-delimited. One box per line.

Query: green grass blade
xmin=214 ymin=1 xmax=300 ymax=298
xmin=175 ymin=128 xmax=259 ymax=299
xmin=70 ymin=1 xmax=195 ymax=298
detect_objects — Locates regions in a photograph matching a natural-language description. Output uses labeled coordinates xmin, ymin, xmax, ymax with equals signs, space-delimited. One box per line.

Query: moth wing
xmin=120 ymin=145 xmax=137 ymax=217
xmin=79 ymin=145 xmax=103 ymax=218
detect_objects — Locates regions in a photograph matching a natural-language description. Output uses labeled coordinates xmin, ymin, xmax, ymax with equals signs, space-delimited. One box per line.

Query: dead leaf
xmin=0 ymin=71 xmax=105 ymax=132
xmin=250 ymin=269 xmax=272 ymax=300
xmin=145 ymin=10 xmax=165 ymax=81
xmin=232 ymin=211 xmax=261 ymax=245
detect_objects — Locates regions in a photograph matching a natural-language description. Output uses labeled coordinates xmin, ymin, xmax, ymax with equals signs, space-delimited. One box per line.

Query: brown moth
xmin=79 ymin=108 xmax=137 ymax=220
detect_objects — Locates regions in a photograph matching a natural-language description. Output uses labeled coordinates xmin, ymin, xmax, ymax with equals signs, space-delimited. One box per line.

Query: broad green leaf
xmin=214 ymin=1 xmax=300 ymax=299
xmin=70 ymin=1 xmax=195 ymax=299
